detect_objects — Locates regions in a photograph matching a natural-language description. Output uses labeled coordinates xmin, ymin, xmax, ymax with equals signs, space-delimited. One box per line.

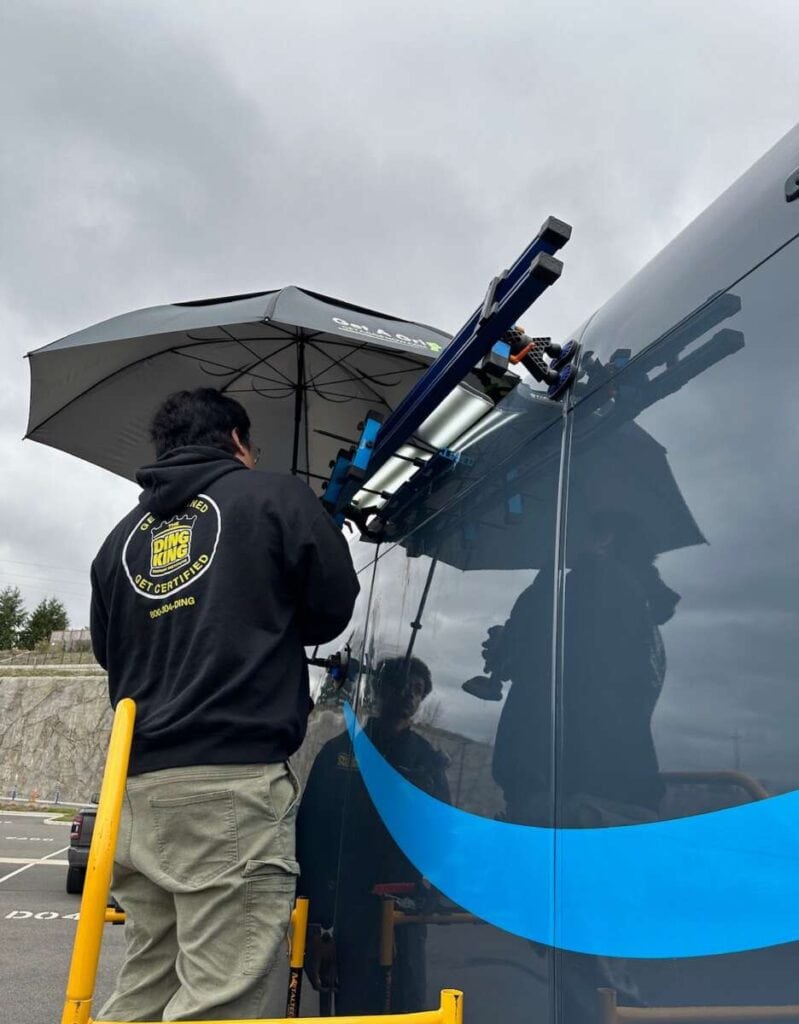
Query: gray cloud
xmin=2 ymin=0 xmax=798 ymax=638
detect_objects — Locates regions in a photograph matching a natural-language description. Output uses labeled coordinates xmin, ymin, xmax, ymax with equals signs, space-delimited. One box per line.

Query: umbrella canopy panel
xmin=26 ymin=287 xmax=452 ymax=490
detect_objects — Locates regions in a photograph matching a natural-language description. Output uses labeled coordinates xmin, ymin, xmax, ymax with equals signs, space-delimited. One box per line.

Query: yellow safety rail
xmin=599 ymin=989 xmax=799 ymax=1023
xmin=98 ymin=992 xmax=464 ymax=1024
xmin=286 ymin=895 xmax=310 ymax=1017
xmin=62 ymin=697 xmax=135 ymax=1024
xmin=377 ymin=893 xmax=479 ymax=1014
xmin=62 ymin=698 xmax=464 ymax=1024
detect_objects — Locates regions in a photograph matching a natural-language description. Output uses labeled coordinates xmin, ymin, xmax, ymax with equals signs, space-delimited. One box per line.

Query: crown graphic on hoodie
xmin=150 ymin=514 xmax=198 ymax=577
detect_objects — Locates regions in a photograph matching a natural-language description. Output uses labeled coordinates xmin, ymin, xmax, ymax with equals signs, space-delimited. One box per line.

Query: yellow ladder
xmin=61 ymin=698 xmax=463 ymax=1024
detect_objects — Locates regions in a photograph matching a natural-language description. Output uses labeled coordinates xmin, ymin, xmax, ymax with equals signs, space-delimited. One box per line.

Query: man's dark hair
xmin=373 ymin=656 xmax=433 ymax=700
xmin=149 ymin=388 xmax=251 ymax=458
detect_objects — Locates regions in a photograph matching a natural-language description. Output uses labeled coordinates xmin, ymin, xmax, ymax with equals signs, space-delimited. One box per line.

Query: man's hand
xmin=481 ymin=624 xmax=507 ymax=677
xmin=306 ymin=929 xmax=337 ymax=992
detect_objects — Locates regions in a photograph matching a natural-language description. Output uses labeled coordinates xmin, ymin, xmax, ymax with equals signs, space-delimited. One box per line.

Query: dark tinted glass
xmin=296 ymin=404 xmax=565 ymax=1022
xmin=293 ymin=127 xmax=799 ymax=1024
xmin=557 ymin=236 xmax=799 ymax=1016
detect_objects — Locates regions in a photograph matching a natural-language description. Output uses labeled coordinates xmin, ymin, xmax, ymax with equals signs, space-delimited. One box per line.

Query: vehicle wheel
xmin=66 ymin=866 xmax=85 ymax=895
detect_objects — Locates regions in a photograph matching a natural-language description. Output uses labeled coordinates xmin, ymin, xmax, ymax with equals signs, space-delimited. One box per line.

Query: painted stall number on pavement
xmin=5 ymin=910 xmax=80 ymax=920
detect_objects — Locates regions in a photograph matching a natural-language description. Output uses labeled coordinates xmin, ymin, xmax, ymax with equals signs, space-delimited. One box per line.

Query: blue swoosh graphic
xmin=344 ymin=703 xmax=799 ymax=958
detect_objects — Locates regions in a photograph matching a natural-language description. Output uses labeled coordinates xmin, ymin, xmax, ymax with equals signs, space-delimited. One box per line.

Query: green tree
xmin=0 ymin=587 xmax=28 ymax=650
xmin=18 ymin=597 xmax=69 ymax=650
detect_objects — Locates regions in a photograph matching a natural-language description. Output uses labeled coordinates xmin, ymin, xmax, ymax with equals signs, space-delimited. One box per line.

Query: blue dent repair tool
xmin=321 ymin=216 xmax=577 ymax=526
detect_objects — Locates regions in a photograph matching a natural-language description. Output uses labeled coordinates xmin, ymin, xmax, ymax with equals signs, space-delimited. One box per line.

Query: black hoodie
xmin=90 ymin=446 xmax=359 ymax=775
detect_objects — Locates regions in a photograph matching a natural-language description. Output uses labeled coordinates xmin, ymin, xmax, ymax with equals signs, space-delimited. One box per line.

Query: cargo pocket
xmin=242 ymin=858 xmax=299 ymax=976
xmin=150 ymin=789 xmax=238 ymax=888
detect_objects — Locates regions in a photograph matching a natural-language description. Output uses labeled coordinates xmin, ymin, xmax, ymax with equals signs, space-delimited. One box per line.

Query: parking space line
xmin=0 ymin=845 xmax=70 ymax=884
xmin=0 ymin=857 xmax=69 ymax=867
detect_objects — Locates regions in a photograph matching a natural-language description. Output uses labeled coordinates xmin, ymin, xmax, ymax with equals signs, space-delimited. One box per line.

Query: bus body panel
xmin=296 ymin=123 xmax=799 ymax=1023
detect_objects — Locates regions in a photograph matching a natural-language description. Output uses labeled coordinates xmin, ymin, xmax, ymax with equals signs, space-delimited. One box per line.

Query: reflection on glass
xmin=297 ymin=656 xmax=450 ymax=1015
xmin=354 ymin=413 xmax=564 ymax=1023
xmin=294 ymin=225 xmax=799 ymax=1021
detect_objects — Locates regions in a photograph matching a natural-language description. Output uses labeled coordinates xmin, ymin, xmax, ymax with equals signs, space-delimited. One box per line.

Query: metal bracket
xmin=320 ymin=410 xmax=383 ymax=524
xmin=786 ymin=167 xmax=799 ymax=203
xmin=306 ymin=643 xmax=352 ymax=687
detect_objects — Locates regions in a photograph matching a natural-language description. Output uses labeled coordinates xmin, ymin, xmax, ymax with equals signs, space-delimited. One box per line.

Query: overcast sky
xmin=2 ymin=0 xmax=798 ymax=627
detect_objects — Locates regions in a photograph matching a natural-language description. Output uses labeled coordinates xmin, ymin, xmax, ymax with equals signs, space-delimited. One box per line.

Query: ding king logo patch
xmin=122 ymin=494 xmax=221 ymax=600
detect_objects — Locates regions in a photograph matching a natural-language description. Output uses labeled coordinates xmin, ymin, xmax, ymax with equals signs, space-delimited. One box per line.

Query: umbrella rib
xmin=219 ymin=329 xmax=297 ymax=387
xmin=235 ymin=384 xmax=296 ymax=398
xmin=216 ymin=337 xmax=300 ymax=394
xmin=198 ymin=364 xmax=291 ymax=388
xmin=303 ymin=339 xmax=429 ymax=387
xmin=173 ymin=349 xmax=296 ymax=389
xmin=304 ymin=339 xmax=394 ymax=409
xmin=305 ymin=368 xmax=390 ymax=406
xmin=303 ymin=361 xmax=311 ymax=482
xmin=309 ymin=364 xmax=424 ymax=389
xmin=303 ymin=338 xmax=372 ymax=386
xmin=183 ymin=328 xmax=430 ymax=387
xmin=175 ymin=330 xmax=302 ymax=393
xmin=226 ymin=385 xmax=295 ymax=395
xmin=310 ymin=389 xmax=383 ymax=405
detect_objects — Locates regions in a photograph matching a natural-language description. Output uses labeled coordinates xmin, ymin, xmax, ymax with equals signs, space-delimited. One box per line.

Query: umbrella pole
xmin=292 ymin=336 xmax=305 ymax=476
xmin=404 ymin=558 xmax=438 ymax=662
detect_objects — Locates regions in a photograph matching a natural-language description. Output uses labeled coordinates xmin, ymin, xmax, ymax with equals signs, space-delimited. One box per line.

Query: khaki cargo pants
xmin=97 ymin=762 xmax=300 ymax=1022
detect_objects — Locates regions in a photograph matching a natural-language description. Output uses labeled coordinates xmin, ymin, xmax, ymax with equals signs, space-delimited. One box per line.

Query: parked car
xmin=67 ymin=806 xmax=96 ymax=894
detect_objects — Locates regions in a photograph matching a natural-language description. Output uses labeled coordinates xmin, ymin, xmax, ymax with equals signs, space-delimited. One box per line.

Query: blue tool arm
xmin=320 ymin=216 xmax=572 ymax=524
xmin=371 ymin=216 xmax=570 ymax=473
xmin=320 ymin=411 xmax=383 ymax=525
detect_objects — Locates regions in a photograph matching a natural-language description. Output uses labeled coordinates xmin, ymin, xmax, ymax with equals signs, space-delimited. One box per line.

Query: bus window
xmin=557 ymin=235 xmax=799 ymax=1015
xmin=295 ymin=397 xmax=567 ymax=1022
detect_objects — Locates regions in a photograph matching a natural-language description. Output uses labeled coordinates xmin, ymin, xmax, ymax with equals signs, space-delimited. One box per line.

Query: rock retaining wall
xmin=0 ymin=677 xmax=501 ymax=814
xmin=0 ymin=673 xmax=112 ymax=804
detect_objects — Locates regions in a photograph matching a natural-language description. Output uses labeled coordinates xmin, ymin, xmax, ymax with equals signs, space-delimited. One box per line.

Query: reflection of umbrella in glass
xmin=390 ymin=296 xmax=745 ymax=571
xmin=25 ymin=286 xmax=451 ymax=490
xmin=399 ymin=405 xmax=705 ymax=572
xmin=565 ymin=418 xmax=706 ymax=559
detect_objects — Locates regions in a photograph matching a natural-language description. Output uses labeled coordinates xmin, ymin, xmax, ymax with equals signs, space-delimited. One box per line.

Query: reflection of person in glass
xmin=490 ymin=507 xmax=678 ymax=826
xmin=297 ymin=656 xmax=450 ymax=1015
xmin=485 ymin=507 xmax=680 ymax=1020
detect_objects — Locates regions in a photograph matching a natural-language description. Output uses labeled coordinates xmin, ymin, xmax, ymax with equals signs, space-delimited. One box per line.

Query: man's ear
xmin=231 ymin=428 xmax=247 ymax=455
xmin=230 ymin=428 xmax=254 ymax=468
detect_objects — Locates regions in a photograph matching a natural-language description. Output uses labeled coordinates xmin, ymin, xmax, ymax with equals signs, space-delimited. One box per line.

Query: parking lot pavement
xmin=0 ymin=811 xmax=292 ymax=1021
xmin=0 ymin=812 xmax=124 ymax=1024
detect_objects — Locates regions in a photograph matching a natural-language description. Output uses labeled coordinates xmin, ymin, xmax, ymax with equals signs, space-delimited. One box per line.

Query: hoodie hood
xmin=136 ymin=446 xmax=246 ymax=516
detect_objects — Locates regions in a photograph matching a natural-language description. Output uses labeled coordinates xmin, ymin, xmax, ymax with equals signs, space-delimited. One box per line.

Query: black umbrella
xmin=25 ymin=286 xmax=451 ymax=491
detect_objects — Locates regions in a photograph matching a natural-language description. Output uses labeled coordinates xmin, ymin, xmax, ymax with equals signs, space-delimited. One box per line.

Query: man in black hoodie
xmin=90 ymin=388 xmax=359 ymax=1022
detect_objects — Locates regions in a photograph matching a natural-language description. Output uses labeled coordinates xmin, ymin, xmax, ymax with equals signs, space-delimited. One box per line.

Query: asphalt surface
xmin=0 ymin=811 xmax=297 ymax=1022
xmin=0 ymin=812 xmax=552 ymax=1023
xmin=0 ymin=811 xmax=125 ymax=1024
xmin=4 ymin=810 xmax=798 ymax=1021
